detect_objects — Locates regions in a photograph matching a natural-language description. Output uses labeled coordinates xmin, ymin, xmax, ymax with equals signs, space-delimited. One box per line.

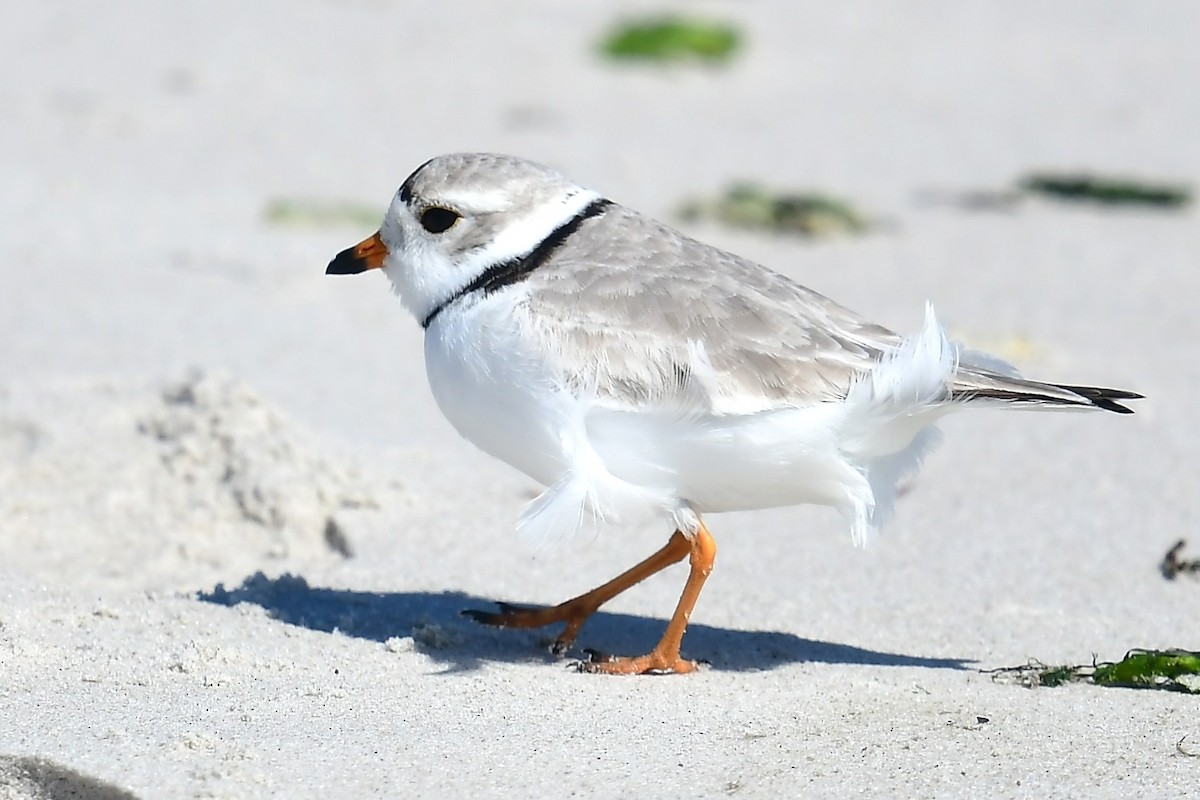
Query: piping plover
xmin=328 ymin=153 xmax=1140 ymax=675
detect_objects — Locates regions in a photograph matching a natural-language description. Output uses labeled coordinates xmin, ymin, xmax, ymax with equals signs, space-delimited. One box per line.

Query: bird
xmin=327 ymin=152 xmax=1140 ymax=675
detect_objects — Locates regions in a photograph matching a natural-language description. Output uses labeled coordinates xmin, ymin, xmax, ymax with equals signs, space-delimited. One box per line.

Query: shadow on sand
xmin=198 ymin=572 xmax=971 ymax=674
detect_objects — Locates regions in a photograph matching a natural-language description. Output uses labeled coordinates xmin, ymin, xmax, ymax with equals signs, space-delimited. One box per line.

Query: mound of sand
xmin=0 ymin=372 xmax=393 ymax=592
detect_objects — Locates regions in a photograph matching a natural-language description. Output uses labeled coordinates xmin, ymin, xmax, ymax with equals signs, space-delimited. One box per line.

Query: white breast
xmin=423 ymin=295 xmax=573 ymax=488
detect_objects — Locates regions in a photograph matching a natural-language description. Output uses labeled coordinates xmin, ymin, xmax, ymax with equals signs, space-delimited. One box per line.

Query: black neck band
xmin=421 ymin=198 xmax=612 ymax=329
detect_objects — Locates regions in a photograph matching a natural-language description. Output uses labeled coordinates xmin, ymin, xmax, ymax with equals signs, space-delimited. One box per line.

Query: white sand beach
xmin=2 ymin=2 xmax=1198 ymax=797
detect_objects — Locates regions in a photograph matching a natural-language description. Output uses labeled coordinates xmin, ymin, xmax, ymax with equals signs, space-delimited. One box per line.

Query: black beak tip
xmin=326 ymin=247 xmax=367 ymax=275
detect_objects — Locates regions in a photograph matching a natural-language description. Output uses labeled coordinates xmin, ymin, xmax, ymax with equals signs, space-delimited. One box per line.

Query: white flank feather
xmin=839 ymin=303 xmax=957 ymax=546
xmin=516 ymin=389 xmax=676 ymax=551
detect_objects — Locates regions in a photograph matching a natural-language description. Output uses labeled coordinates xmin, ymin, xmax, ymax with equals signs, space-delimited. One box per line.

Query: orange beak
xmin=327 ymin=231 xmax=388 ymax=275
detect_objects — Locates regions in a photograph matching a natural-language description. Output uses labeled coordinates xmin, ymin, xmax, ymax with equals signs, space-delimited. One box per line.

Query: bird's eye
xmin=419 ymin=207 xmax=461 ymax=234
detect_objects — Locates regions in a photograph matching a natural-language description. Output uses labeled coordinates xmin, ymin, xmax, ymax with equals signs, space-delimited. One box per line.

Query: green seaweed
xmin=601 ymin=17 xmax=741 ymax=63
xmin=1035 ymin=664 xmax=1079 ymax=688
xmin=1020 ymin=173 xmax=1191 ymax=208
xmin=1091 ymin=650 xmax=1200 ymax=692
xmin=987 ymin=649 xmax=1200 ymax=694
xmin=681 ymin=183 xmax=869 ymax=237
xmin=264 ymin=199 xmax=383 ymax=229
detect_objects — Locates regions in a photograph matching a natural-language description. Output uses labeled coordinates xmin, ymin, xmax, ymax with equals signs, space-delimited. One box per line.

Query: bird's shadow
xmin=197 ymin=572 xmax=972 ymax=674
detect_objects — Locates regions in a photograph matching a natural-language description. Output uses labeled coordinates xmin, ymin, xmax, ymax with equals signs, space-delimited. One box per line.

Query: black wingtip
xmin=1096 ymin=399 xmax=1136 ymax=414
xmin=1060 ymin=385 xmax=1144 ymax=414
xmin=326 ymin=246 xmax=369 ymax=275
xmin=961 ymin=384 xmax=1143 ymax=413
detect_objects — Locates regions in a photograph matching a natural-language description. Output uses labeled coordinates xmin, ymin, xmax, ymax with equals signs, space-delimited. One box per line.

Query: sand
xmin=2 ymin=1 xmax=1198 ymax=797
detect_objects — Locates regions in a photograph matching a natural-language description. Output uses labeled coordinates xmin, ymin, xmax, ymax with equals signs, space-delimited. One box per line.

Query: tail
xmin=1045 ymin=383 xmax=1142 ymax=414
xmin=951 ymin=370 xmax=1143 ymax=414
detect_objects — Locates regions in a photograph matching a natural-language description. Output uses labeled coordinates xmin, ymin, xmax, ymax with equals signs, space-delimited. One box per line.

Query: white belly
xmin=585 ymin=403 xmax=862 ymax=513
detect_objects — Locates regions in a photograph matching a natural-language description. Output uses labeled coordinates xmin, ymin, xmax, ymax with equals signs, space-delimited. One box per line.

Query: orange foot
xmin=576 ymin=648 xmax=703 ymax=675
xmin=462 ymin=600 xmax=598 ymax=656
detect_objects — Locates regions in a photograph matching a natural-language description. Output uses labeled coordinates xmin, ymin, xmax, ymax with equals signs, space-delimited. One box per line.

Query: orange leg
xmin=463 ymin=528 xmax=692 ymax=656
xmin=463 ymin=519 xmax=718 ymax=675
xmin=580 ymin=519 xmax=717 ymax=675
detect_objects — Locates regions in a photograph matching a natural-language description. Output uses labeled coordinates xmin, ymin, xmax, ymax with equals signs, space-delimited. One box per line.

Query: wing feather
xmin=522 ymin=205 xmax=898 ymax=414
xmin=519 ymin=203 xmax=1140 ymax=416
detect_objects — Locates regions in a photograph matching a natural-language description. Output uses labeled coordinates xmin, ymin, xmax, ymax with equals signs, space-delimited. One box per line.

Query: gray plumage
xmin=517 ymin=200 xmax=1138 ymax=415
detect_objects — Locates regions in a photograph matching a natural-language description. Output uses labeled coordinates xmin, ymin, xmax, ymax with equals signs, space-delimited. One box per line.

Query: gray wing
xmin=521 ymin=204 xmax=1141 ymax=416
xmin=521 ymin=204 xmax=901 ymax=414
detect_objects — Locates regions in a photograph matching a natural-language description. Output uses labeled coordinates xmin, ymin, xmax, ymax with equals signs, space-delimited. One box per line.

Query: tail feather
xmin=1054 ymin=384 xmax=1143 ymax=414
xmin=953 ymin=373 xmax=1143 ymax=414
